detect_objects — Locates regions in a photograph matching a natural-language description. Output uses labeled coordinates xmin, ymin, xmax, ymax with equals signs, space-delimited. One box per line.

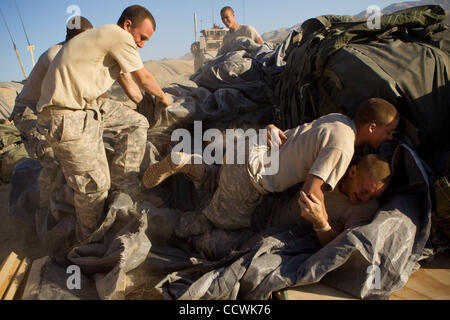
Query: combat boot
xmin=142 ymin=152 xmax=205 ymax=189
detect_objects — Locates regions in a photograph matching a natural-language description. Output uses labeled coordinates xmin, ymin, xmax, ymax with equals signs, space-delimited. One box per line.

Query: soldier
xmin=36 ymin=5 xmax=170 ymax=242
xmin=220 ymin=6 xmax=264 ymax=46
xmin=10 ymin=17 xmax=93 ymax=227
xmin=11 ymin=16 xmax=94 ymax=159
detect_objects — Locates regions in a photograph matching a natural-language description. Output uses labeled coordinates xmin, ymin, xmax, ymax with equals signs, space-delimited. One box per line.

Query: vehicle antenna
xmin=15 ymin=0 xmax=35 ymax=66
xmin=0 ymin=7 xmax=27 ymax=79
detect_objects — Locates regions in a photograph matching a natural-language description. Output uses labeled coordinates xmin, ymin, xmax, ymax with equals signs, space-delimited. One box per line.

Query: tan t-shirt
xmin=222 ymin=25 xmax=262 ymax=46
xmin=248 ymin=114 xmax=356 ymax=193
xmin=15 ymin=43 xmax=64 ymax=109
xmin=37 ymin=24 xmax=143 ymax=112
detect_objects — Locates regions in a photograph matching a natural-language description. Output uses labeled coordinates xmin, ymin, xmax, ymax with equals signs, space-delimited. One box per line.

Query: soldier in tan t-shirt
xmin=11 ymin=16 xmax=93 ymax=159
xmin=142 ymin=98 xmax=398 ymax=250
xmin=36 ymin=5 xmax=170 ymax=243
xmin=9 ymin=17 xmax=94 ymax=224
xmin=220 ymin=6 xmax=264 ymax=49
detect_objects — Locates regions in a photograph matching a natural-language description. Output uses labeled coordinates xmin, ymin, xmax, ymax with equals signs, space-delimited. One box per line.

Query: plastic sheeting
xmin=191 ymin=36 xmax=293 ymax=105
xmin=9 ymin=165 xmax=151 ymax=300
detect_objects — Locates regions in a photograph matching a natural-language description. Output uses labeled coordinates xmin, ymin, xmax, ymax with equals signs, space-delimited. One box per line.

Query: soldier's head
xmin=340 ymin=154 xmax=392 ymax=204
xmin=354 ymin=98 xmax=399 ymax=149
xmin=117 ymin=5 xmax=156 ymax=48
xmin=66 ymin=16 xmax=93 ymax=42
xmin=221 ymin=6 xmax=238 ymax=30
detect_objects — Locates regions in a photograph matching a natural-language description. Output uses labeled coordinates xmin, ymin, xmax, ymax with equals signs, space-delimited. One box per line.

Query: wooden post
xmin=0 ymin=252 xmax=21 ymax=298
xmin=14 ymin=45 xmax=27 ymax=79
xmin=2 ymin=258 xmax=30 ymax=300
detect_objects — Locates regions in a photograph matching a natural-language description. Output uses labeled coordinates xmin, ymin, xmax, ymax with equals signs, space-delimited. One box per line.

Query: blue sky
xmin=0 ymin=0 xmax=398 ymax=81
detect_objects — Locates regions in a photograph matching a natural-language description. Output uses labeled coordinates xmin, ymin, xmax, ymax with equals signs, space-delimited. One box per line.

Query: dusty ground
xmin=144 ymin=59 xmax=195 ymax=88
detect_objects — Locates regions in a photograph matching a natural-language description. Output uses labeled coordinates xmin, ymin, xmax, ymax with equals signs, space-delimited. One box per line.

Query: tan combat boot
xmin=142 ymin=152 xmax=205 ymax=189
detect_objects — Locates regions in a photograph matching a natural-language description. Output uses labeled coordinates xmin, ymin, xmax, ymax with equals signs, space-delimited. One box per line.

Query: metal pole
xmin=15 ymin=0 xmax=35 ymax=66
xmin=194 ymin=13 xmax=198 ymax=42
xmin=211 ymin=0 xmax=214 ymax=26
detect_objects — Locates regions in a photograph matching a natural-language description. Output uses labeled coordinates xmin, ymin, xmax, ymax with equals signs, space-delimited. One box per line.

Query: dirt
xmin=144 ymin=59 xmax=195 ymax=88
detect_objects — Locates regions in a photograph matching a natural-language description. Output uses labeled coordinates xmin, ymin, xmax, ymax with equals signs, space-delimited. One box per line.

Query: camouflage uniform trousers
xmin=11 ymin=105 xmax=50 ymax=161
xmin=202 ymin=162 xmax=265 ymax=230
xmin=37 ymin=102 xmax=148 ymax=242
xmin=99 ymin=98 xmax=149 ymax=196
xmin=175 ymin=151 xmax=266 ymax=260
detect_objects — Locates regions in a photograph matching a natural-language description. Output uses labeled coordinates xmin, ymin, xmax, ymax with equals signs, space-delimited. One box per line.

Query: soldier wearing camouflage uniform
xmin=36 ymin=5 xmax=170 ymax=242
xmin=10 ymin=17 xmax=94 ymax=217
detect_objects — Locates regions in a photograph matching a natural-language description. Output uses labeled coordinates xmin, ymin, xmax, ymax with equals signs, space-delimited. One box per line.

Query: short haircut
xmin=117 ymin=5 xmax=156 ymax=31
xmin=66 ymin=16 xmax=93 ymax=41
xmin=354 ymin=98 xmax=398 ymax=128
xmin=220 ymin=6 xmax=234 ymax=16
xmin=357 ymin=154 xmax=392 ymax=186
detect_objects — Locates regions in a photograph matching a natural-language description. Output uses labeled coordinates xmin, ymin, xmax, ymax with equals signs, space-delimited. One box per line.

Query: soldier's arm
xmin=266 ymin=124 xmax=287 ymax=148
xmin=131 ymin=67 xmax=170 ymax=107
xmin=302 ymin=174 xmax=326 ymax=206
xmin=117 ymin=72 xmax=143 ymax=104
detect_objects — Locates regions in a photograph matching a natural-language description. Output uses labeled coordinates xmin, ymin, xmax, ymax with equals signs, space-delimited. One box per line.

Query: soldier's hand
xmin=266 ymin=124 xmax=287 ymax=149
xmin=156 ymin=93 xmax=171 ymax=108
xmin=298 ymin=191 xmax=328 ymax=230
